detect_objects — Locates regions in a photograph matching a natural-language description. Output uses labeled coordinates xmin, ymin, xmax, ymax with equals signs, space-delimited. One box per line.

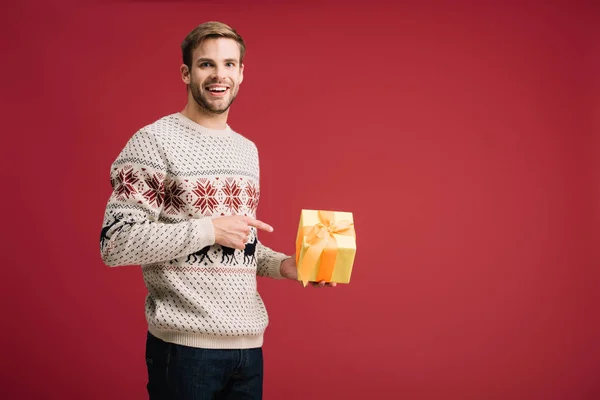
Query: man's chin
xmin=205 ymin=102 xmax=230 ymax=114
xmin=208 ymin=108 xmax=228 ymax=115
xmin=197 ymin=100 xmax=230 ymax=114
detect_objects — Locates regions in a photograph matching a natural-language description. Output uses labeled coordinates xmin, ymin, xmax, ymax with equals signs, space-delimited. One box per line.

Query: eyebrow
xmin=196 ymin=58 xmax=239 ymax=64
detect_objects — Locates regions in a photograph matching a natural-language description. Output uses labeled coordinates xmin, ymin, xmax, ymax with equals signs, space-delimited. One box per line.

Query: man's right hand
xmin=212 ymin=215 xmax=274 ymax=250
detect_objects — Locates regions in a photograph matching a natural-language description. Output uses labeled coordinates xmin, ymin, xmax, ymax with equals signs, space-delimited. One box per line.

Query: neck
xmin=181 ymin=101 xmax=229 ymax=130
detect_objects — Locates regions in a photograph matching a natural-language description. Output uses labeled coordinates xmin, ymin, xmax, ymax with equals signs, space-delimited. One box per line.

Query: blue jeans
xmin=145 ymin=332 xmax=263 ymax=400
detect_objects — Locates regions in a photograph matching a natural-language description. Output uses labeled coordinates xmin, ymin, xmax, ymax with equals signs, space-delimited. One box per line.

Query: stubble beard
xmin=190 ymin=80 xmax=238 ymax=115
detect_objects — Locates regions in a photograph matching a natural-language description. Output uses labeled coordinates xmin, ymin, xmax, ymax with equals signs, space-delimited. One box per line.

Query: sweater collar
xmin=173 ymin=112 xmax=233 ymax=137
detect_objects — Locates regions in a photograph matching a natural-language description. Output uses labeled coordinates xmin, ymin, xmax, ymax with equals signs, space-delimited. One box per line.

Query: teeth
xmin=208 ymin=87 xmax=227 ymax=92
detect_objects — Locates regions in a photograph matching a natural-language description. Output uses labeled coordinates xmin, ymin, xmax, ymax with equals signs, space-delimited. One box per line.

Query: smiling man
xmin=182 ymin=29 xmax=243 ymax=122
xmin=99 ymin=21 xmax=334 ymax=400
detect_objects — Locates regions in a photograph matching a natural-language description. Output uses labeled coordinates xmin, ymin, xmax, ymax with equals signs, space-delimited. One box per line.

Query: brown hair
xmin=181 ymin=21 xmax=246 ymax=69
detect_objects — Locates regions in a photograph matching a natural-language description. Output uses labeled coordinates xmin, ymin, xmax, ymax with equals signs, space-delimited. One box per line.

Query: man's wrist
xmin=279 ymin=255 xmax=296 ymax=280
xmin=279 ymin=256 xmax=290 ymax=274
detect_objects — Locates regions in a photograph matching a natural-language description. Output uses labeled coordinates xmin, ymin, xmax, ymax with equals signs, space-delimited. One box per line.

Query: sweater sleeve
xmin=255 ymin=240 xmax=290 ymax=279
xmin=100 ymin=129 xmax=215 ymax=267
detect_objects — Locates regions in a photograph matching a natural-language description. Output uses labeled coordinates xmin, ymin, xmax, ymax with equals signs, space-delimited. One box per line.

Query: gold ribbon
xmin=296 ymin=211 xmax=355 ymax=286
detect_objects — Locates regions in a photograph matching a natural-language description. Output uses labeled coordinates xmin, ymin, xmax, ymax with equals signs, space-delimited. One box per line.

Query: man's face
xmin=183 ymin=37 xmax=244 ymax=115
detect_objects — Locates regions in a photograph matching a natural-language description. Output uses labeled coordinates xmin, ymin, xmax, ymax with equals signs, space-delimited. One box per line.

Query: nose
xmin=211 ymin=65 xmax=226 ymax=81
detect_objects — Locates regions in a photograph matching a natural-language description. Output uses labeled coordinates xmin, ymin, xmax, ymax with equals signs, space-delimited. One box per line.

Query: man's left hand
xmin=280 ymin=256 xmax=337 ymax=288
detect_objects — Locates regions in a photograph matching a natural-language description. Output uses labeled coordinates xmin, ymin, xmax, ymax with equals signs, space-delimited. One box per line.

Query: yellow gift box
xmin=295 ymin=209 xmax=356 ymax=286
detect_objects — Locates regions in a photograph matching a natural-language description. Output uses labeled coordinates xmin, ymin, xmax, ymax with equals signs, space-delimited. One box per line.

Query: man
xmin=99 ymin=21 xmax=334 ymax=399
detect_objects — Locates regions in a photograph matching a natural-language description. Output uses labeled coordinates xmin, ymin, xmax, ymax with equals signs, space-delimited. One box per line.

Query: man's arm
xmin=255 ymin=240 xmax=290 ymax=279
xmin=99 ymin=129 xmax=215 ymax=267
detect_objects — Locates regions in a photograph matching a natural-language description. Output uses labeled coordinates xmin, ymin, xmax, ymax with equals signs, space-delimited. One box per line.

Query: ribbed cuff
xmin=190 ymin=217 xmax=216 ymax=249
xmin=263 ymin=254 xmax=289 ymax=279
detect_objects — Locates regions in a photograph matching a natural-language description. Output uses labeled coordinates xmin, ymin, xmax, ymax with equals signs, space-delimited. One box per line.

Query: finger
xmin=246 ymin=218 xmax=274 ymax=232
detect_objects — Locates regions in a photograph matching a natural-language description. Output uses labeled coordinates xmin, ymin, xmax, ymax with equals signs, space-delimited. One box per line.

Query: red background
xmin=1 ymin=0 xmax=598 ymax=399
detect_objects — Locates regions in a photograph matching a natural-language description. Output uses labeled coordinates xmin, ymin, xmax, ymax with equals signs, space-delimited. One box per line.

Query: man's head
xmin=180 ymin=21 xmax=246 ymax=115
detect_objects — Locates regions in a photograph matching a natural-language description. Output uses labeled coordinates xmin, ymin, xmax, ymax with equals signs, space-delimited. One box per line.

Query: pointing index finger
xmin=247 ymin=218 xmax=273 ymax=232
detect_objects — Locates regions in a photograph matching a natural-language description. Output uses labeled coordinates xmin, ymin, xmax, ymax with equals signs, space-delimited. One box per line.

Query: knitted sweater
xmin=100 ymin=112 xmax=289 ymax=349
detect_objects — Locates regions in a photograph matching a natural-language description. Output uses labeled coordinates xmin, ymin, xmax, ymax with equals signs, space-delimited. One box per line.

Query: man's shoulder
xmin=120 ymin=113 xmax=184 ymax=149
xmin=114 ymin=114 xmax=179 ymax=158
xmin=137 ymin=113 xmax=180 ymax=136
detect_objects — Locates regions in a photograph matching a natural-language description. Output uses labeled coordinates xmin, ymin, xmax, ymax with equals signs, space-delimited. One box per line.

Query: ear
xmin=180 ymin=64 xmax=191 ymax=85
xmin=239 ymin=63 xmax=244 ymax=85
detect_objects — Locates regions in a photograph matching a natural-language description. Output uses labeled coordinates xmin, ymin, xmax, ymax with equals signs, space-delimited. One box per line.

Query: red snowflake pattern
xmin=143 ymin=173 xmax=164 ymax=208
xmin=245 ymin=183 xmax=260 ymax=212
xmin=222 ymin=179 xmax=242 ymax=213
xmin=114 ymin=167 xmax=139 ymax=200
xmin=192 ymin=180 xmax=219 ymax=214
xmin=163 ymin=180 xmax=186 ymax=214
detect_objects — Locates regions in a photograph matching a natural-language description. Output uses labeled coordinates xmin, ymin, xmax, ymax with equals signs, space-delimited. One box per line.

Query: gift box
xmin=295 ymin=210 xmax=356 ymax=286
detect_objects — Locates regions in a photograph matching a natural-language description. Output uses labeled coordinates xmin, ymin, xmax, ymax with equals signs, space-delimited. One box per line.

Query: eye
xmin=226 ymin=62 xmax=235 ymax=67
xmin=199 ymin=62 xmax=213 ymax=68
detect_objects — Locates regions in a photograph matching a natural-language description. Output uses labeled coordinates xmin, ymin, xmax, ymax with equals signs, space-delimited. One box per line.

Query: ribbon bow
xmin=296 ymin=211 xmax=355 ymax=286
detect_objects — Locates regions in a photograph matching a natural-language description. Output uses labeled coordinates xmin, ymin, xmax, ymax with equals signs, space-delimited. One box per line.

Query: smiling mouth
xmin=206 ymin=86 xmax=229 ymax=97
